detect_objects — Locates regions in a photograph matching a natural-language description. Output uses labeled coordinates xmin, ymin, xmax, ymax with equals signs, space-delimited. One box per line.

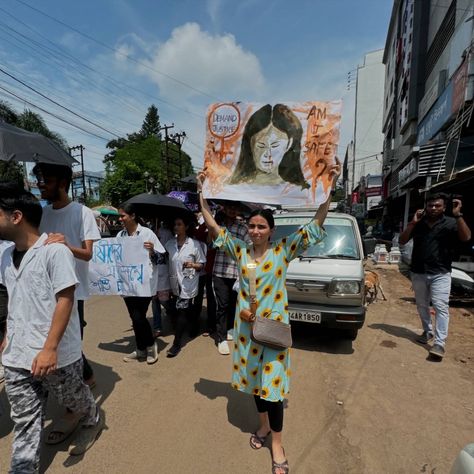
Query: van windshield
xmin=272 ymin=216 xmax=360 ymax=259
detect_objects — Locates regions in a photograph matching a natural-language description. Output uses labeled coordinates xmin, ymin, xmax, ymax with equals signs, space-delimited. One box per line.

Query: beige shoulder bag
xmin=239 ymin=252 xmax=292 ymax=351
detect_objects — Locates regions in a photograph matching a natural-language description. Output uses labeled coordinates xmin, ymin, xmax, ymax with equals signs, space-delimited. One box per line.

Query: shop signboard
xmin=417 ymin=81 xmax=453 ymax=146
xmin=451 ymin=59 xmax=468 ymax=115
xmin=398 ymin=157 xmax=418 ymax=187
xmin=365 ymin=186 xmax=382 ymax=197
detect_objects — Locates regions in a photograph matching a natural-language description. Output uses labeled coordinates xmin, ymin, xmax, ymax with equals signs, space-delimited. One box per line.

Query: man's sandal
xmin=249 ymin=431 xmax=271 ymax=449
xmin=45 ymin=415 xmax=81 ymax=445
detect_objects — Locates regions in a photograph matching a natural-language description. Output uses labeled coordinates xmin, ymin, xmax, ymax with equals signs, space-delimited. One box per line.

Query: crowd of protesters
xmin=3 ymin=158 xmax=470 ymax=474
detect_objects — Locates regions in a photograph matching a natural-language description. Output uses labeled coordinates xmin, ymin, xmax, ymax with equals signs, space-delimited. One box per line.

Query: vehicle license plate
xmin=289 ymin=311 xmax=321 ymax=323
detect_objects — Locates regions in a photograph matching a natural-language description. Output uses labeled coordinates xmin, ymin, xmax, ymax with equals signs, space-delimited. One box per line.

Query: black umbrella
xmin=180 ymin=175 xmax=197 ymax=184
xmin=0 ymin=121 xmax=77 ymax=166
xmin=121 ymin=193 xmax=193 ymax=220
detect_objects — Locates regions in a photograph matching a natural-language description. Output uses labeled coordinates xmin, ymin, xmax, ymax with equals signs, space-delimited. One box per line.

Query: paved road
xmin=1 ymin=264 xmax=473 ymax=473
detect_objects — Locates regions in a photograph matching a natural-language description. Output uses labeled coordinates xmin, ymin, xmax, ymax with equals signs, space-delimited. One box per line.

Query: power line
xmin=14 ymin=0 xmax=220 ymax=101
xmin=0 ymin=13 xmax=199 ymax=120
xmin=0 ymin=66 xmax=120 ymax=138
xmin=0 ymin=18 xmax=145 ymax=119
xmin=0 ymin=84 xmax=111 ymax=141
xmin=0 ymin=9 xmax=206 ymax=120
xmin=0 ymin=34 xmax=139 ymax=133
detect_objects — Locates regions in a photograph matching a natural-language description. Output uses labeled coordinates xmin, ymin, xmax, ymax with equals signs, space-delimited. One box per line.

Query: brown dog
xmin=365 ymin=269 xmax=387 ymax=304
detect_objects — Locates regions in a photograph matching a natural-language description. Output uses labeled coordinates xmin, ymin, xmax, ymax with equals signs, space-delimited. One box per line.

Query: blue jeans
xmin=411 ymin=272 xmax=451 ymax=347
xmin=152 ymin=298 xmax=162 ymax=331
xmin=152 ymin=297 xmax=174 ymax=331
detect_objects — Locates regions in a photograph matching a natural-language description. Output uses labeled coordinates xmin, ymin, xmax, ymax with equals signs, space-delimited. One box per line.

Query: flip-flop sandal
xmin=69 ymin=411 xmax=105 ymax=456
xmin=250 ymin=431 xmax=271 ymax=450
xmin=45 ymin=415 xmax=81 ymax=445
xmin=272 ymin=459 xmax=289 ymax=474
xmin=272 ymin=448 xmax=289 ymax=474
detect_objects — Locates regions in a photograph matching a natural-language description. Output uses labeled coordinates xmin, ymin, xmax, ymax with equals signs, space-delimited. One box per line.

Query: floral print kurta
xmin=213 ymin=220 xmax=325 ymax=402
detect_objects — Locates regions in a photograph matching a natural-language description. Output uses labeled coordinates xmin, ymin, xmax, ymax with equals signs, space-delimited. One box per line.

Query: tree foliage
xmin=141 ymin=104 xmax=161 ymax=139
xmin=102 ymin=105 xmax=194 ymax=205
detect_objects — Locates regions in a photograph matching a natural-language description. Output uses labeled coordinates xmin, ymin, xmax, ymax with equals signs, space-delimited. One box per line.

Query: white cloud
xmin=114 ymin=42 xmax=135 ymax=61
xmin=206 ymin=0 xmax=221 ymax=26
xmin=138 ymin=22 xmax=265 ymax=102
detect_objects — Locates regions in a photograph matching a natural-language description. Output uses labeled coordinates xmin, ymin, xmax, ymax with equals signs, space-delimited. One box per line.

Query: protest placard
xmin=202 ymin=101 xmax=341 ymax=206
xmin=89 ymin=237 xmax=154 ymax=297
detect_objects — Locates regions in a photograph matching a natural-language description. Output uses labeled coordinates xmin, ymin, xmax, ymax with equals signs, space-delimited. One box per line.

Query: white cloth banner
xmin=89 ymin=238 xmax=154 ymax=297
xmin=203 ymin=101 xmax=342 ymax=206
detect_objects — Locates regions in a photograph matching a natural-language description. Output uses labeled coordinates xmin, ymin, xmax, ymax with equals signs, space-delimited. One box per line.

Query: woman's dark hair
xmin=229 ymin=104 xmax=308 ymax=189
xmin=118 ymin=203 xmax=145 ymax=225
xmin=248 ymin=209 xmax=275 ymax=229
xmin=174 ymin=215 xmax=195 ymax=236
xmin=0 ymin=183 xmax=42 ymax=228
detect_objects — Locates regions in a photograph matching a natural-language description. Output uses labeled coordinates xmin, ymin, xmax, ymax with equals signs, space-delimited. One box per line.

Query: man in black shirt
xmin=399 ymin=193 xmax=471 ymax=359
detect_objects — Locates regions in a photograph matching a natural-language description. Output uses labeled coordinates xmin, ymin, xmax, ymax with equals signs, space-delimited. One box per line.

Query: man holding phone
xmin=399 ymin=193 xmax=471 ymax=359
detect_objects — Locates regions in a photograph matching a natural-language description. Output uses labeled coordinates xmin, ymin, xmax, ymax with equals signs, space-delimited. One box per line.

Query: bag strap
xmin=247 ymin=247 xmax=258 ymax=315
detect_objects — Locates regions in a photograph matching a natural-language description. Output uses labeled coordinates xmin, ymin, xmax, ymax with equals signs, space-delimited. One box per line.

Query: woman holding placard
xmin=165 ymin=216 xmax=206 ymax=358
xmin=117 ymin=203 xmax=164 ymax=365
xmin=197 ymin=159 xmax=340 ymax=474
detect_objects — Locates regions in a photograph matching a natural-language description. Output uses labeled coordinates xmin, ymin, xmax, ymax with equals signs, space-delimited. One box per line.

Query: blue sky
xmin=0 ymin=0 xmax=392 ymax=172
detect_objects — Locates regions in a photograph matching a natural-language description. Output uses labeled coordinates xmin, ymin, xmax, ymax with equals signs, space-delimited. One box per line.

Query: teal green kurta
xmin=213 ymin=220 xmax=325 ymax=402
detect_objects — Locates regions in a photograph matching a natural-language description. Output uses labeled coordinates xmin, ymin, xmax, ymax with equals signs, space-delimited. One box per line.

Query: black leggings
xmin=123 ymin=296 xmax=154 ymax=351
xmin=77 ymin=300 xmax=94 ymax=381
xmin=169 ymin=297 xmax=199 ymax=348
xmin=254 ymin=396 xmax=284 ymax=433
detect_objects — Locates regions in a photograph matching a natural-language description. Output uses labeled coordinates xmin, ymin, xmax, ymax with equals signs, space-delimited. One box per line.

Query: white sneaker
xmin=146 ymin=342 xmax=159 ymax=365
xmin=227 ymin=329 xmax=234 ymax=341
xmin=0 ymin=363 xmax=4 ymax=383
xmin=218 ymin=341 xmax=230 ymax=355
xmin=123 ymin=349 xmax=146 ymax=362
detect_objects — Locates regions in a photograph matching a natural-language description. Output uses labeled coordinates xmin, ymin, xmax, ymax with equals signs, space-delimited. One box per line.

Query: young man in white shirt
xmin=33 ymin=163 xmax=101 ymax=444
xmin=0 ymin=184 xmax=103 ymax=472
xmin=33 ymin=163 xmax=100 ymax=385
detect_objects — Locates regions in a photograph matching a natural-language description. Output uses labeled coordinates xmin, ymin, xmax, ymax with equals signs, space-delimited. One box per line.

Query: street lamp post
xmin=144 ymin=171 xmax=156 ymax=194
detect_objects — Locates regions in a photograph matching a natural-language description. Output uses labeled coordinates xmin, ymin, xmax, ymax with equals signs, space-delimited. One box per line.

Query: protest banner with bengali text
xmin=202 ymin=101 xmax=341 ymax=206
xmin=89 ymin=238 xmax=154 ymax=297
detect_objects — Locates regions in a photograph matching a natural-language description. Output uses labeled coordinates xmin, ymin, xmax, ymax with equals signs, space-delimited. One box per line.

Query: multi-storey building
xmin=382 ymin=0 xmax=473 ymax=231
xmin=344 ymin=50 xmax=385 ymax=217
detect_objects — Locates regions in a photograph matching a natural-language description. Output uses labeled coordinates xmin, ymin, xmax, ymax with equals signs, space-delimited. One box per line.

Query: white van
xmin=273 ymin=210 xmax=366 ymax=341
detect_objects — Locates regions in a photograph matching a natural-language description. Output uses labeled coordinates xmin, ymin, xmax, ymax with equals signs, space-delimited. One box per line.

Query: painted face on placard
xmin=251 ymin=124 xmax=292 ymax=174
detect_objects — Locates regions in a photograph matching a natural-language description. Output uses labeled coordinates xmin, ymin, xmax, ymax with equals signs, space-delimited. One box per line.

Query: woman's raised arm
xmin=314 ymin=157 xmax=341 ymax=227
xmin=197 ymin=170 xmax=221 ymax=239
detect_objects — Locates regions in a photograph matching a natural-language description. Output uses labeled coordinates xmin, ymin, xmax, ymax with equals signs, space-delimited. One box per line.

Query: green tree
xmin=0 ymin=100 xmax=18 ymax=123
xmin=140 ymin=104 xmax=161 ymax=139
xmin=102 ymin=136 xmax=165 ymax=205
xmin=0 ymin=162 xmax=24 ymax=186
xmin=102 ymin=104 xmax=194 ymax=202
xmin=17 ymin=110 xmax=67 ymax=149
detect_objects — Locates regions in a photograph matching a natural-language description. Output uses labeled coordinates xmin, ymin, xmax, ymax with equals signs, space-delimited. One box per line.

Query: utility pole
xmin=69 ymin=145 xmax=86 ymax=201
xmin=158 ymin=123 xmax=174 ymax=192
xmin=170 ymin=131 xmax=186 ymax=187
